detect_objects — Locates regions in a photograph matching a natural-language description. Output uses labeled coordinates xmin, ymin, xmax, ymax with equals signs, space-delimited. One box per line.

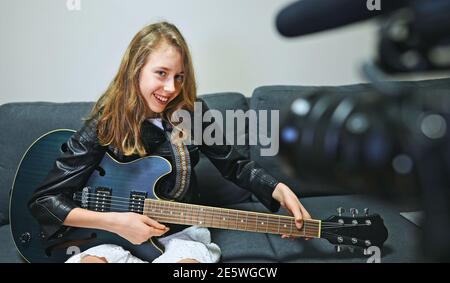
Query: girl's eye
xmin=175 ymin=75 xmax=184 ymax=83
xmin=156 ymin=71 xmax=166 ymax=77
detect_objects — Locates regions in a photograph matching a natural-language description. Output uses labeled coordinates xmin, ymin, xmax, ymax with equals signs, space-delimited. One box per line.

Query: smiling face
xmin=139 ymin=42 xmax=185 ymax=115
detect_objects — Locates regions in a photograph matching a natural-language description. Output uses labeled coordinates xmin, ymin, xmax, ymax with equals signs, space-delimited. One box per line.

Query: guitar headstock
xmin=320 ymin=207 xmax=388 ymax=252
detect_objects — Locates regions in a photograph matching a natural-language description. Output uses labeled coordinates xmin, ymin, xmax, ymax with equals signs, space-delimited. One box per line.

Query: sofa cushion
xmin=0 ymin=102 xmax=94 ymax=225
xmin=249 ymin=78 xmax=450 ymax=197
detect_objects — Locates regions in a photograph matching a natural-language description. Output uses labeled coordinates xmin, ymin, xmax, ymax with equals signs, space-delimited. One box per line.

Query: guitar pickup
xmin=90 ymin=187 xmax=112 ymax=212
xmin=129 ymin=191 xmax=147 ymax=213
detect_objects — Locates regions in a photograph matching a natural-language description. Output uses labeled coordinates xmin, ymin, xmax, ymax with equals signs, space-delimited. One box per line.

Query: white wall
xmin=0 ymin=0 xmax=445 ymax=105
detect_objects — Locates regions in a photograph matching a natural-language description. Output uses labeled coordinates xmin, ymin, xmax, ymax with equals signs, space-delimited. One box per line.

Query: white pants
xmin=65 ymin=226 xmax=221 ymax=263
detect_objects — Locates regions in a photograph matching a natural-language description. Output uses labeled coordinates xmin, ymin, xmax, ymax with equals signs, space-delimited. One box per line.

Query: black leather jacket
xmin=28 ymin=101 xmax=280 ymax=239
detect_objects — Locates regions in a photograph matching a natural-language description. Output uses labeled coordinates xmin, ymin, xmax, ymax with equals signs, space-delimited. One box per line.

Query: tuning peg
xmin=364 ymin=208 xmax=369 ymax=216
xmin=350 ymin=208 xmax=359 ymax=217
xmin=337 ymin=207 xmax=345 ymax=216
xmin=335 ymin=245 xmax=343 ymax=253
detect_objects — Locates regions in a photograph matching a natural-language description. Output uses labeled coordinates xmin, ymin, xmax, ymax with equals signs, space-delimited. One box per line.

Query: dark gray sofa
xmin=2 ymin=78 xmax=449 ymax=263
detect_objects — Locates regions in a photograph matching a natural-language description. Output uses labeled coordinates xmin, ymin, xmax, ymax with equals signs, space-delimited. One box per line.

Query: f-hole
xmin=60 ymin=142 xmax=69 ymax=153
xmin=96 ymin=166 xmax=105 ymax=176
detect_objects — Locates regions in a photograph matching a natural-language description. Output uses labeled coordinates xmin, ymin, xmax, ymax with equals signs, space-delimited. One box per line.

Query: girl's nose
xmin=163 ymin=78 xmax=176 ymax=93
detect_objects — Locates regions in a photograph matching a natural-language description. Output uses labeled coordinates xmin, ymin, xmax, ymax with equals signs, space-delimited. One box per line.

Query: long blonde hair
xmin=89 ymin=22 xmax=197 ymax=156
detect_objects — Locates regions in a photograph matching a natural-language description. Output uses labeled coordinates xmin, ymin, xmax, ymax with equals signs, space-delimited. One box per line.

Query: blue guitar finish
xmin=10 ymin=130 xmax=172 ymax=263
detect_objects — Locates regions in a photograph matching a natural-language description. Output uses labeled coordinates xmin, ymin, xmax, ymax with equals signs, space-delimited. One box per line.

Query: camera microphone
xmin=275 ymin=0 xmax=410 ymax=37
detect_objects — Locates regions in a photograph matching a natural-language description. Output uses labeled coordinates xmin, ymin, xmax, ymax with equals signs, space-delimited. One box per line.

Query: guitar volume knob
xmin=364 ymin=208 xmax=369 ymax=216
xmin=350 ymin=208 xmax=359 ymax=217
xmin=19 ymin=232 xmax=31 ymax=244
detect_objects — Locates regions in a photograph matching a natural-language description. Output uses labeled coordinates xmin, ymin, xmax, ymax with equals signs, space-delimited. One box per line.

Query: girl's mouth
xmin=153 ymin=93 xmax=169 ymax=105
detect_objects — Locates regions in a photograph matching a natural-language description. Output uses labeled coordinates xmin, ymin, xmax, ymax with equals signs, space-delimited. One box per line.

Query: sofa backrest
xmin=250 ymin=78 xmax=450 ymax=197
xmin=0 ymin=93 xmax=251 ymax=225
xmin=0 ymin=102 xmax=94 ymax=225
xmin=194 ymin=93 xmax=252 ymax=206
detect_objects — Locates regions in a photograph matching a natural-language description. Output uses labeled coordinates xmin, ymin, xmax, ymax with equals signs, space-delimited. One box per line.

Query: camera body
xmin=277 ymin=0 xmax=450 ymax=261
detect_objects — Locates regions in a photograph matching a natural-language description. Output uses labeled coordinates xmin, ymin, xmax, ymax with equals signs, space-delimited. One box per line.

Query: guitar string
xmin=72 ymin=195 xmax=369 ymax=231
xmin=73 ymin=190 xmax=364 ymax=227
xmin=73 ymin=191 xmax=317 ymax=227
xmin=72 ymin=197 xmax=320 ymax=237
xmin=73 ymin=192 xmax=322 ymax=229
xmin=72 ymin=196 xmax=320 ymax=231
xmin=73 ymin=192 xmax=366 ymax=228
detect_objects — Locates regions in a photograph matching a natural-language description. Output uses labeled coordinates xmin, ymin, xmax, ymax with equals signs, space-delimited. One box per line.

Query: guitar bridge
xmin=80 ymin=187 xmax=90 ymax=209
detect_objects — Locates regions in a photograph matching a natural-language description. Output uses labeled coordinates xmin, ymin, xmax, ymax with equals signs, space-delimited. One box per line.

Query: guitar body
xmin=10 ymin=130 xmax=172 ymax=263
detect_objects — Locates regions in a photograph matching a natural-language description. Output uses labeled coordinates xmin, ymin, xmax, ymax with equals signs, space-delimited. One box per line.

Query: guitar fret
xmin=238 ymin=212 xmax=246 ymax=231
xmin=245 ymin=213 xmax=248 ymax=231
xmin=250 ymin=212 xmax=256 ymax=232
xmin=303 ymin=221 xmax=306 ymax=237
xmin=224 ymin=209 xmax=228 ymax=229
xmin=167 ymin=202 xmax=171 ymax=218
xmin=208 ymin=207 xmax=213 ymax=227
xmin=278 ymin=216 xmax=281 ymax=234
xmin=204 ymin=207 xmax=208 ymax=226
xmin=256 ymin=214 xmax=260 ymax=232
xmin=214 ymin=207 xmax=220 ymax=229
xmin=198 ymin=207 xmax=204 ymax=225
xmin=189 ymin=203 xmax=193 ymax=225
xmin=284 ymin=221 xmax=289 ymax=234
xmin=192 ymin=204 xmax=195 ymax=225
xmin=198 ymin=206 xmax=203 ymax=225
xmin=199 ymin=207 xmax=204 ymax=226
xmin=182 ymin=203 xmax=186 ymax=225
xmin=211 ymin=207 xmax=216 ymax=228
xmin=194 ymin=205 xmax=198 ymax=225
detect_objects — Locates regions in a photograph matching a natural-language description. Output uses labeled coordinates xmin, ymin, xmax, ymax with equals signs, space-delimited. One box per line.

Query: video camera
xmin=276 ymin=0 xmax=450 ymax=261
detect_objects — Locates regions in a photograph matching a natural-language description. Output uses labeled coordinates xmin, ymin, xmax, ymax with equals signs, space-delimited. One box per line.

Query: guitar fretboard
xmin=143 ymin=199 xmax=321 ymax=238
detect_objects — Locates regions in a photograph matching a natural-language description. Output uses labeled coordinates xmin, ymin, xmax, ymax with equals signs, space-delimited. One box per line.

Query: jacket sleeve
xmin=197 ymin=100 xmax=281 ymax=212
xmin=28 ymin=119 xmax=106 ymax=239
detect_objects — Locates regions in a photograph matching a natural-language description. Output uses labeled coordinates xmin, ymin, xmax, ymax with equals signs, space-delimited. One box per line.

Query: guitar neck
xmin=143 ymin=199 xmax=321 ymax=238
